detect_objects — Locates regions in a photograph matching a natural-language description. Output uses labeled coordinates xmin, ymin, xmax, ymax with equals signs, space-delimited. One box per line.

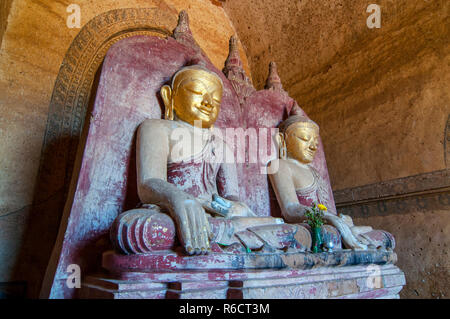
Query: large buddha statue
xmin=111 ymin=65 xmax=311 ymax=255
xmin=269 ymin=106 xmax=394 ymax=250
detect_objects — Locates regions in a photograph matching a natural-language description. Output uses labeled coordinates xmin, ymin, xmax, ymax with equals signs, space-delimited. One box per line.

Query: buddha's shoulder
xmin=268 ymin=158 xmax=291 ymax=174
xmin=282 ymin=159 xmax=312 ymax=173
xmin=138 ymin=119 xmax=180 ymax=131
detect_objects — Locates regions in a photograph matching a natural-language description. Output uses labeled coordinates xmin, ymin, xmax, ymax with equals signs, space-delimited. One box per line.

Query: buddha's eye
xmin=210 ymin=90 xmax=222 ymax=102
xmin=296 ymin=135 xmax=310 ymax=142
xmin=184 ymin=87 xmax=204 ymax=95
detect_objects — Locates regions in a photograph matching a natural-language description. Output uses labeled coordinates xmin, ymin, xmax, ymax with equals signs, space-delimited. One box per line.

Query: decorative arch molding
xmin=37 ymin=8 xmax=178 ymax=204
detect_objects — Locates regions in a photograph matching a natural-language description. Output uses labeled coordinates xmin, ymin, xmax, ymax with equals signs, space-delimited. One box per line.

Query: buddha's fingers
xmin=174 ymin=206 xmax=193 ymax=255
xmin=213 ymin=194 xmax=232 ymax=208
xmin=195 ymin=208 xmax=208 ymax=254
xmin=199 ymin=209 xmax=211 ymax=253
xmin=193 ymin=201 xmax=210 ymax=254
xmin=195 ymin=212 xmax=207 ymax=255
xmin=201 ymin=210 xmax=212 ymax=253
xmin=324 ymin=213 xmax=367 ymax=250
xmin=211 ymin=200 xmax=229 ymax=216
xmin=204 ymin=212 xmax=213 ymax=243
xmin=186 ymin=202 xmax=201 ymax=255
xmin=341 ymin=232 xmax=368 ymax=250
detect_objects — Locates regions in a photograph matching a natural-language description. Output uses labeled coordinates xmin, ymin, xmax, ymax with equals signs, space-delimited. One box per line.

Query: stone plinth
xmin=78 ymin=249 xmax=405 ymax=299
xmin=81 ymin=263 xmax=405 ymax=299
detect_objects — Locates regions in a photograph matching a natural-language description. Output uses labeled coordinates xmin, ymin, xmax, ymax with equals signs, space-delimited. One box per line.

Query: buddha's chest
xmin=167 ymin=126 xmax=216 ymax=164
xmin=290 ymin=164 xmax=315 ymax=190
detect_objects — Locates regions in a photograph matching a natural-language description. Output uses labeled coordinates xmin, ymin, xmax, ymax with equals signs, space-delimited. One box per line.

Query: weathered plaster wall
xmin=223 ymin=0 xmax=449 ymax=188
xmin=0 ymin=0 xmax=248 ymax=298
xmin=0 ymin=0 xmax=13 ymax=47
xmin=346 ymin=192 xmax=449 ymax=299
xmin=223 ymin=0 xmax=449 ymax=299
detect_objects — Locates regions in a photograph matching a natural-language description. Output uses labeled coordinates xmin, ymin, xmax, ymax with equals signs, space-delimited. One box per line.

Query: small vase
xmin=312 ymin=226 xmax=323 ymax=253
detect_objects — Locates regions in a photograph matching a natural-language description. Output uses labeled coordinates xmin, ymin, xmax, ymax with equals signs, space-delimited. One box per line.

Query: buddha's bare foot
xmin=170 ymin=196 xmax=212 ymax=255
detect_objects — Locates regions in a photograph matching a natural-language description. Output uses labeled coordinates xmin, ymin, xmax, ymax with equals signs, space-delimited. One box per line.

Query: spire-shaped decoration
xmin=265 ymin=62 xmax=284 ymax=91
xmin=173 ymin=10 xmax=202 ymax=53
xmin=223 ymin=35 xmax=255 ymax=104
xmin=223 ymin=35 xmax=243 ymax=76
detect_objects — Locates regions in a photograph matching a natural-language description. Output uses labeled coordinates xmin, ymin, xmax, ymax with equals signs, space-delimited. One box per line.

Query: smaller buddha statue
xmin=268 ymin=106 xmax=384 ymax=250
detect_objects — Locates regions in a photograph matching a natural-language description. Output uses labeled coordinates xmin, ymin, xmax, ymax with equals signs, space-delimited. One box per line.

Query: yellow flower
xmin=317 ymin=204 xmax=327 ymax=211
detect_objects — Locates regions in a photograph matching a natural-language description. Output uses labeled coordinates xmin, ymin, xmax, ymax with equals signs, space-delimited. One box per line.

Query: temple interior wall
xmin=223 ymin=0 xmax=449 ymax=187
xmin=0 ymin=0 xmax=448 ymax=298
xmin=351 ymin=198 xmax=449 ymax=298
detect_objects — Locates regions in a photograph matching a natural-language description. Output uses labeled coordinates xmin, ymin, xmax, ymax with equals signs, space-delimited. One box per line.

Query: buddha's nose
xmin=202 ymin=93 xmax=212 ymax=106
xmin=309 ymin=141 xmax=318 ymax=150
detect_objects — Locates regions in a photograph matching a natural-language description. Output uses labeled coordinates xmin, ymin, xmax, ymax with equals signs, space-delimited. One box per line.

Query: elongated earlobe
xmin=276 ymin=133 xmax=287 ymax=160
xmin=160 ymin=85 xmax=174 ymax=120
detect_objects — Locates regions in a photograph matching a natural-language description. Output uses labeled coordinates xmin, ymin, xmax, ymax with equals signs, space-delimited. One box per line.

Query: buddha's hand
xmin=169 ymin=192 xmax=212 ymax=255
xmin=210 ymin=194 xmax=257 ymax=218
xmin=323 ymin=212 xmax=368 ymax=250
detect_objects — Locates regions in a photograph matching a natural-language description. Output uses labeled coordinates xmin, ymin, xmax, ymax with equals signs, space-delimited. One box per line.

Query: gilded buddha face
xmin=161 ymin=67 xmax=223 ymax=128
xmin=285 ymin=125 xmax=319 ymax=164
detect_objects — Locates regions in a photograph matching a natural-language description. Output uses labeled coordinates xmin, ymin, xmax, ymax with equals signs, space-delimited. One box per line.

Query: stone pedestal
xmin=81 ymin=264 xmax=405 ymax=299
xmin=79 ymin=249 xmax=405 ymax=299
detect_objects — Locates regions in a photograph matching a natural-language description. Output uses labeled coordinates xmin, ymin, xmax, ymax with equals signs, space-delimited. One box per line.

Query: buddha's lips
xmin=198 ymin=109 xmax=211 ymax=116
xmin=197 ymin=105 xmax=213 ymax=115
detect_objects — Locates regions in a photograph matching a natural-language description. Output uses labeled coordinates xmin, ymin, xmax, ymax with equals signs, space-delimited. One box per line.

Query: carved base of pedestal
xmin=80 ymin=264 xmax=405 ymax=299
xmin=102 ymin=248 xmax=397 ymax=272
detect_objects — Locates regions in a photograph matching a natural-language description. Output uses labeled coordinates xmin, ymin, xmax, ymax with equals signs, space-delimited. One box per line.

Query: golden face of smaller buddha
xmin=161 ymin=68 xmax=223 ymax=128
xmin=285 ymin=125 xmax=319 ymax=164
